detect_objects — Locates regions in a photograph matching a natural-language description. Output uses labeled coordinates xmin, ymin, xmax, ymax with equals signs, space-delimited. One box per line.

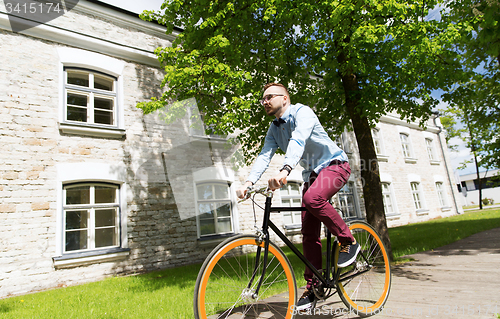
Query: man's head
xmin=261 ymin=83 xmax=290 ymax=118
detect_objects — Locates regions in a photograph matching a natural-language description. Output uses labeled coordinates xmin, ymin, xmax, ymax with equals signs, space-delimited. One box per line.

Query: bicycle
xmin=194 ymin=185 xmax=392 ymax=318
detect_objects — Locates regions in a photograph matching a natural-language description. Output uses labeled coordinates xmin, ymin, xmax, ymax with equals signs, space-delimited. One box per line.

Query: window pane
xmin=200 ymin=219 xmax=216 ymax=236
xmin=66 ymin=186 xmax=90 ymax=205
xmin=94 ymin=97 xmax=114 ymax=110
xmin=213 ymin=184 xmax=229 ymax=199
xmin=283 ymin=213 xmax=293 ymax=225
xmin=95 ymin=209 xmax=116 ymax=227
xmin=217 ymin=217 xmax=232 ymax=233
xmin=67 ymin=106 xmax=87 ymax=122
xmin=67 ymin=71 xmax=89 ymax=87
xmin=95 ymin=186 xmax=116 ymax=204
xmin=94 ymin=110 xmax=113 ymax=125
xmin=95 ymin=228 xmax=117 ymax=248
xmin=65 ymin=230 xmax=87 ymax=251
xmin=289 ymin=183 xmax=300 ymax=195
xmin=66 ymin=210 xmax=88 ymax=230
xmin=216 ymin=203 xmax=231 ymax=217
xmin=198 ymin=203 xmax=214 ymax=219
xmin=67 ymin=93 xmax=88 ymax=106
xmin=197 ymin=185 xmax=213 ymax=200
xmin=94 ymin=75 xmax=114 ymax=91
xmin=291 ymin=199 xmax=301 ymax=207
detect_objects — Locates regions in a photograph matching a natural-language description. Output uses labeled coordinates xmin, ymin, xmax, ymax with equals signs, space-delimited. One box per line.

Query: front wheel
xmin=337 ymin=221 xmax=392 ymax=317
xmin=194 ymin=234 xmax=297 ymax=319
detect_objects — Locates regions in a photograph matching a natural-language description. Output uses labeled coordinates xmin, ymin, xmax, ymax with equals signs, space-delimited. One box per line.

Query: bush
xmin=482 ymin=198 xmax=495 ymax=205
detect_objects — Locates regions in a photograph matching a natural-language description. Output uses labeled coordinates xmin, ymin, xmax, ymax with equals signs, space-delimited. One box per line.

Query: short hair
xmin=263 ymin=83 xmax=289 ymax=96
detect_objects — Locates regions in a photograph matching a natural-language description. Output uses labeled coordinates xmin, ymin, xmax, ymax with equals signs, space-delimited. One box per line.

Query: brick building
xmin=0 ymin=0 xmax=461 ymax=298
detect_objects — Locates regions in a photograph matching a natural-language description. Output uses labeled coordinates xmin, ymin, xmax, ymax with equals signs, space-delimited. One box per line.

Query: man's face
xmin=261 ymin=86 xmax=287 ymax=117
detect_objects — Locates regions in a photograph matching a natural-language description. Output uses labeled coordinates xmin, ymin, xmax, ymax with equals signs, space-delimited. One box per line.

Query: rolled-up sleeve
xmin=246 ymin=127 xmax=278 ymax=184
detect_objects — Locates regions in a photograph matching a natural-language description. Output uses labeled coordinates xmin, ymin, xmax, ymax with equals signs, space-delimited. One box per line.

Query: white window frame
xmin=381 ymin=182 xmax=397 ymax=216
xmin=195 ymin=182 xmax=234 ymax=237
xmin=337 ymin=181 xmax=359 ymax=220
xmin=54 ymin=162 xmax=129 ymax=269
xmin=279 ymin=181 xmax=303 ymax=229
xmin=424 ymin=132 xmax=441 ymax=165
xmin=372 ymin=127 xmax=389 ymax=162
xmin=63 ymin=183 xmax=120 ymax=253
xmin=64 ymin=68 xmax=117 ymax=127
xmin=57 ymin=47 xmax=125 ymax=139
xmin=410 ymin=182 xmax=423 ymax=210
xmin=400 ymin=133 xmax=412 ymax=158
xmin=192 ymin=166 xmax=238 ymax=240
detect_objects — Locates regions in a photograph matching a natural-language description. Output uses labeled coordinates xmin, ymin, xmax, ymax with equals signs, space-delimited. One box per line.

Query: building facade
xmin=0 ymin=0 xmax=462 ymax=298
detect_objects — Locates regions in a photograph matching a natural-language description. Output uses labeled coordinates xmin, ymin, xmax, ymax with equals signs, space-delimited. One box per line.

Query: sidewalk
xmin=294 ymin=227 xmax=500 ymax=319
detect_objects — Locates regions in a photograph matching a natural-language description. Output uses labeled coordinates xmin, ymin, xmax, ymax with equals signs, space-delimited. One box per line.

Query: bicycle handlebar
xmin=238 ymin=185 xmax=273 ymax=202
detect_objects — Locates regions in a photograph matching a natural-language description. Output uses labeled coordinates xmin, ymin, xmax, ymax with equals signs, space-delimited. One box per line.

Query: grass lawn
xmin=1 ymin=208 xmax=499 ymax=318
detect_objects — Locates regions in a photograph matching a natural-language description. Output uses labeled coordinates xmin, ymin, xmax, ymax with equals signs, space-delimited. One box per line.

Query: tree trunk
xmin=340 ymin=70 xmax=393 ymax=260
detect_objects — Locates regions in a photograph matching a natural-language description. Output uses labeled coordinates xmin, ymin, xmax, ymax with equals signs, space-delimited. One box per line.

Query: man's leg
xmin=302 ymin=162 xmax=354 ymax=245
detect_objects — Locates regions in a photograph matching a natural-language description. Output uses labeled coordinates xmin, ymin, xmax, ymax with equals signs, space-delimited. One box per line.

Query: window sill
xmin=430 ymin=160 xmax=441 ymax=165
xmin=197 ymin=233 xmax=237 ymax=245
xmin=416 ymin=209 xmax=429 ymax=216
xmin=386 ymin=213 xmax=401 ymax=220
xmin=404 ymin=157 xmax=418 ymax=164
xmin=53 ymin=247 xmax=130 ymax=269
xmin=377 ymin=155 xmax=389 ymax=162
xmin=59 ymin=122 xmax=126 ymax=139
xmin=189 ymin=135 xmax=231 ymax=148
xmin=441 ymin=206 xmax=452 ymax=212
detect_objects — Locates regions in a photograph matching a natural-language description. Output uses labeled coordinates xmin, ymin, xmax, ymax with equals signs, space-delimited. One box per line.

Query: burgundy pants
xmin=301 ymin=161 xmax=354 ymax=289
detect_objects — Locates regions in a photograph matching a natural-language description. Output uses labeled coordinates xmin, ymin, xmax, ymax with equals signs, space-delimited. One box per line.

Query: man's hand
xmin=268 ymin=170 xmax=288 ymax=190
xmin=236 ymin=181 xmax=254 ymax=199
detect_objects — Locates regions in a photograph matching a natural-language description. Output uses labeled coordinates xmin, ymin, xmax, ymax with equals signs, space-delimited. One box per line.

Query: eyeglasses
xmin=260 ymin=94 xmax=284 ymax=105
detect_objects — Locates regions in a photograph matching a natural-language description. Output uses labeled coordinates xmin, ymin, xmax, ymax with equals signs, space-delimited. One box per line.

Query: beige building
xmin=0 ymin=0 xmax=461 ymax=298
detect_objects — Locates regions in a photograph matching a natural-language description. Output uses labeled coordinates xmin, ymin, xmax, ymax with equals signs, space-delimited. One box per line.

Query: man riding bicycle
xmin=236 ymin=83 xmax=360 ymax=311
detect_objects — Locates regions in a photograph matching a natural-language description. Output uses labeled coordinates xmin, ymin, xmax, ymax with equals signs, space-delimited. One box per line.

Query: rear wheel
xmin=337 ymin=221 xmax=391 ymax=317
xmin=194 ymin=235 xmax=297 ymax=319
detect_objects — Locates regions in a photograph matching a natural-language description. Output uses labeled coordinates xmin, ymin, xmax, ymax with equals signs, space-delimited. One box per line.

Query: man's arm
xmin=237 ymin=127 xmax=278 ymax=198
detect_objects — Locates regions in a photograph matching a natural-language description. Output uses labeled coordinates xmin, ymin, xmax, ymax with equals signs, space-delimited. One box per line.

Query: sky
xmin=97 ymin=0 xmax=475 ymax=177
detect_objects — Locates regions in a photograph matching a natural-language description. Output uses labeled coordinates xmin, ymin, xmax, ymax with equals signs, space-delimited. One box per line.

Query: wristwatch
xmin=280 ymin=165 xmax=292 ymax=176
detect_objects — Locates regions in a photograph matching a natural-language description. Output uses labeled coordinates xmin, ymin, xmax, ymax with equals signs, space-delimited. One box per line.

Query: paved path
xmin=294 ymin=227 xmax=500 ymax=319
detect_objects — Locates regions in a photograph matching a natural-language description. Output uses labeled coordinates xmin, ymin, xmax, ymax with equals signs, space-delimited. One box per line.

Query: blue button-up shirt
xmin=247 ymin=103 xmax=348 ymax=183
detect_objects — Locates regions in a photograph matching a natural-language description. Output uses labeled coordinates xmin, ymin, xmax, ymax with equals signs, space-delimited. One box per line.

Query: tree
xmin=139 ymin=0 xmax=466 ymax=259
xmin=442 ymin=0 xmax=500 ymax=169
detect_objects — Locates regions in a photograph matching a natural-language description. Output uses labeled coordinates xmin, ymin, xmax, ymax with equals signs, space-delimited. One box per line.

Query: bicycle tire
xmin=194 ymin=234 xmax=297 ymax=319
xmin=337 ymin=221 xmax=391 ymax=317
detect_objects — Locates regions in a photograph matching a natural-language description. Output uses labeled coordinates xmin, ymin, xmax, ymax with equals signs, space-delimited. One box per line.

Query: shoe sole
xmin=337 ymin=244 xmax=361 ymax=268
xmin=294 ymin=300 xmax=316 ymax=311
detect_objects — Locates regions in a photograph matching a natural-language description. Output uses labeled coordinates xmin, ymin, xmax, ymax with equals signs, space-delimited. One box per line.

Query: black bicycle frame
xmin=251 ymin=196 xmax=337 ymax=296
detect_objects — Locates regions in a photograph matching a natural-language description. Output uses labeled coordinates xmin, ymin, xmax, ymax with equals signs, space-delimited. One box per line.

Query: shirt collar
xmin=272 ymin=105 xmax=291 ymax=127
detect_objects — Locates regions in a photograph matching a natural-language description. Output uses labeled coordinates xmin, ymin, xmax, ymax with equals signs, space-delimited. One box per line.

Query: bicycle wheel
xmin=337 ymin=221 xmax=391 ymax=317
xmin=194 ymin=234 xmax=297 ymax=319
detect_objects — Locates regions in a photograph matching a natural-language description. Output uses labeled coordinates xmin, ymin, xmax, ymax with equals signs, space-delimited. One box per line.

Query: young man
xmin=236 ymin=83 xmax=360 ymax=311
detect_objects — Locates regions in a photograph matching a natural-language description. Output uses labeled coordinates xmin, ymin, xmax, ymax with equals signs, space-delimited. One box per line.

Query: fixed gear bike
xmin=194 ymin=186 xmax=391 ymax=318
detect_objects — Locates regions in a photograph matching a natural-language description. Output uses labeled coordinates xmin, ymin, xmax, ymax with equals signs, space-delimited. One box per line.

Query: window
xmin=435 ymin=182 xmax=448 ymax=207
xmin=57 ymin=47 xmax=125 ymax=138
xmin=64 ymin=68 xmax=117 ymax=126
xmin=280 ymin=182 xmax=302 ymax=228
xmin=400 ymin=133 xmax=412 ymax=158
xmin=372 ymin=128 xmax=383 ymax=155
xmin=63 ymin=183 xmax=120 ymax=252
xmin=410 ymin=182 xmax=423 ymax=210
xmin=381 ymin=183 xmax=396 ymax=215
xmin=338 ymin=181 xmax=358 ymax=219
xmin=196 ymin=182 xmax=233 ymax=237
xmin=426 ymin=138 xmax=438 ymax=162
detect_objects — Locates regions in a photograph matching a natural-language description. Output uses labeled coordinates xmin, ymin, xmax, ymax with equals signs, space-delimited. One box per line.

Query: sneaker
xmin=337 ymin=239 xmax=360 ymax=268
xmin=295 ymin=288 xmax=317 ymax=311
